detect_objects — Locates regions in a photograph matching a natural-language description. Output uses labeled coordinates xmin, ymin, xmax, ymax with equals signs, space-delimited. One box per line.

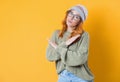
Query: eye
xmin=68 ymin=12 xmax=73 ymax=16
xmin=74 ymin=16 xmax=80 ymax=20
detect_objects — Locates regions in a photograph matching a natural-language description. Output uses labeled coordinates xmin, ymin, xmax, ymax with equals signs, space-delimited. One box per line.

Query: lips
xmin=68 ymin=20 xmax=72 ymax=23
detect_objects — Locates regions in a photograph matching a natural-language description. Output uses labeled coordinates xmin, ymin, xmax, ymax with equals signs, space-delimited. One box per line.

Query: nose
xmin=70 ymin=16 xmax=74 ymax=20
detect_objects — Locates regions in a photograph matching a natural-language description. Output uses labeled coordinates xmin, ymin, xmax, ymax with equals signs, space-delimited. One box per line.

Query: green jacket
xmin=46 ymin=30 xmax=94 ymax=80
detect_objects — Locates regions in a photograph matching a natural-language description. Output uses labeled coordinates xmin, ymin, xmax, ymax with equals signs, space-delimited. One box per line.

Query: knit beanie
xmin=68 ymin=4 xmax=88 ymax=22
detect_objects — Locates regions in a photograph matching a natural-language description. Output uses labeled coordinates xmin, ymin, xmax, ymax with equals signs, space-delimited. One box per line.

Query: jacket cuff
xmin=55 ymin=42 xmax=68 ymax=55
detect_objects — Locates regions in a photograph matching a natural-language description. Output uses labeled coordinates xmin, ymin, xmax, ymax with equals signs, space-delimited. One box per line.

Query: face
xmin=66 ymin=10 xmax=81 ymax=28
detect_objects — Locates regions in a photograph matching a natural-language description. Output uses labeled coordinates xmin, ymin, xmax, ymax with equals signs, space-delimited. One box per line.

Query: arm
xmin=55 ymin=32 xmax=90 ymax=66
xmin=46 ymin=30 xmax=61 ymax=62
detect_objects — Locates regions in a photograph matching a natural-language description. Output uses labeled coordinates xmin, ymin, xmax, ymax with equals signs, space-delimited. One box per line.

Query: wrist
xmin=65 ymin=41 xmax=69 ymax=46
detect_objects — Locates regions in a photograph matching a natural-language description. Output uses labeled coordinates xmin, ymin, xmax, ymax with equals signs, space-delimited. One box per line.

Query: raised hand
xmin=47 ymin=38 xmax=57 ymax=49
xmin=65 ymin=34 xmax=80 ymax=46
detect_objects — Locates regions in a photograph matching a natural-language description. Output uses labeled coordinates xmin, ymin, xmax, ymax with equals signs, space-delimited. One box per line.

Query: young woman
xmin=46 ymin=4 xmax=94 ymax=82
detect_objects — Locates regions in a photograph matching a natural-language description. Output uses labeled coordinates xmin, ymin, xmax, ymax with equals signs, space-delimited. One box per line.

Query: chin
xmin=67 ymin=23 xmax=73 ymax=27
xmin=68 ymin=24 xmax=76 ymax=28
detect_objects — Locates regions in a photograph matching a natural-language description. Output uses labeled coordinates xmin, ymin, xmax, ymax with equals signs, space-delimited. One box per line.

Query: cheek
xmin=73 ymin=21 xmax=78 ymax=24
xmin=72 ymin=21 xmax=79 ymax=26
xmin=66 ymin=17 xmax=69 ymax=22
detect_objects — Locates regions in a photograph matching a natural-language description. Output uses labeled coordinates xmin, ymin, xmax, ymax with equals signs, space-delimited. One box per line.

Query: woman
xmin=46 ymin=4 xmax=94 ymax=82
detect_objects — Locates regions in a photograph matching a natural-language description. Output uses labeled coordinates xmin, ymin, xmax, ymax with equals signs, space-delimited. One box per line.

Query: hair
xmin=58 ymin=10 xmax=85 ymax=43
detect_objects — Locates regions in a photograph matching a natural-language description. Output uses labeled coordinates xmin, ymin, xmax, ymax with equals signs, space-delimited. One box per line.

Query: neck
xmin=67 ymin=26 xmax=76 ymax=33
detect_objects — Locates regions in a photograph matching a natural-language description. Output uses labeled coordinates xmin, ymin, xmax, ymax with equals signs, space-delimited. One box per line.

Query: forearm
xmin=46 ymin=44 xmax=61 ymax=62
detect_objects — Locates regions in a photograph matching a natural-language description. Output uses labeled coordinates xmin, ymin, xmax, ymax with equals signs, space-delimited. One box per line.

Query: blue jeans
xmin=58 ymin=70 xmax=93 ymax=82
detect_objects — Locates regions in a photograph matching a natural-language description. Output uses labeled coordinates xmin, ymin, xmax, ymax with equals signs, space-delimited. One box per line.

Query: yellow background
xmin=0 ymin=0 xmax=120 ymax=82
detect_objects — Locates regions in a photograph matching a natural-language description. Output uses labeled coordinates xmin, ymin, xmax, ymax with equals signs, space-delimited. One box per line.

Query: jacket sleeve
xmin=46 ymin=30 xmax=61 ymax=62
xmin=55 ymin=32 xmax=90 ymax=66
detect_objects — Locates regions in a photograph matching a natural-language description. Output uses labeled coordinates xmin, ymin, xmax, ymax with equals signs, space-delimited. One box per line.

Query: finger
xmin=76 ymin=34 xmax=80 ymax=37
xmin=74 ymin=34 xmax=80 ymax=38
xmin=46 ymin=38 xmax=49 ymax=41
xmin=47 ymin=38 xmax=51 ymax=43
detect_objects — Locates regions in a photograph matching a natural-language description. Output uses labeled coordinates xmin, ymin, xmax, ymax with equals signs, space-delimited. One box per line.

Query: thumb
xmin=46 ymin=38 xmax=50 ymax=42
xmin=73 ymin=34 xmax=80 ymax=39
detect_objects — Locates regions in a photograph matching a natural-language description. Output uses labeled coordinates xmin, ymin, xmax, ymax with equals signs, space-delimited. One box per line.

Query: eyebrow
xmin=71 ymin=11 xmax=80 ymax=16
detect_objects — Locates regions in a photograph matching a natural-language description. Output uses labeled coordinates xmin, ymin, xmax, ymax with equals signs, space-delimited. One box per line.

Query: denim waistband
xmin=59 ymin=70 xmax=94 ymax=82
xmin=60 ymin=70 xmax=76 ymax=77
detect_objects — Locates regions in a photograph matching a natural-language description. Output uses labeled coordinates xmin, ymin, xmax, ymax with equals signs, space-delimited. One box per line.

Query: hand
xmin=65 ymin=34 xmax=80 ymax=46
xmin=47 ymin=38 xmax=58 ymax=49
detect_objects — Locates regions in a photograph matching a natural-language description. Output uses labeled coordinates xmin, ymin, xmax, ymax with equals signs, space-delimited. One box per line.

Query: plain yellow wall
xmin=0 ymin=0 xmax=120 ymax=82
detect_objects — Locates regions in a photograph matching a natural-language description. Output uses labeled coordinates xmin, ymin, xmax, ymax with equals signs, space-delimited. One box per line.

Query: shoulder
xmin=82 ymin=31 xmax=89 ymax=38
xmin=51 ymin=29 xmax=60 ymax=38
xmin=54 ymin=29 xmax=60 ymax=34
xmin=80 ymin=31 xmax=90 ymax=41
